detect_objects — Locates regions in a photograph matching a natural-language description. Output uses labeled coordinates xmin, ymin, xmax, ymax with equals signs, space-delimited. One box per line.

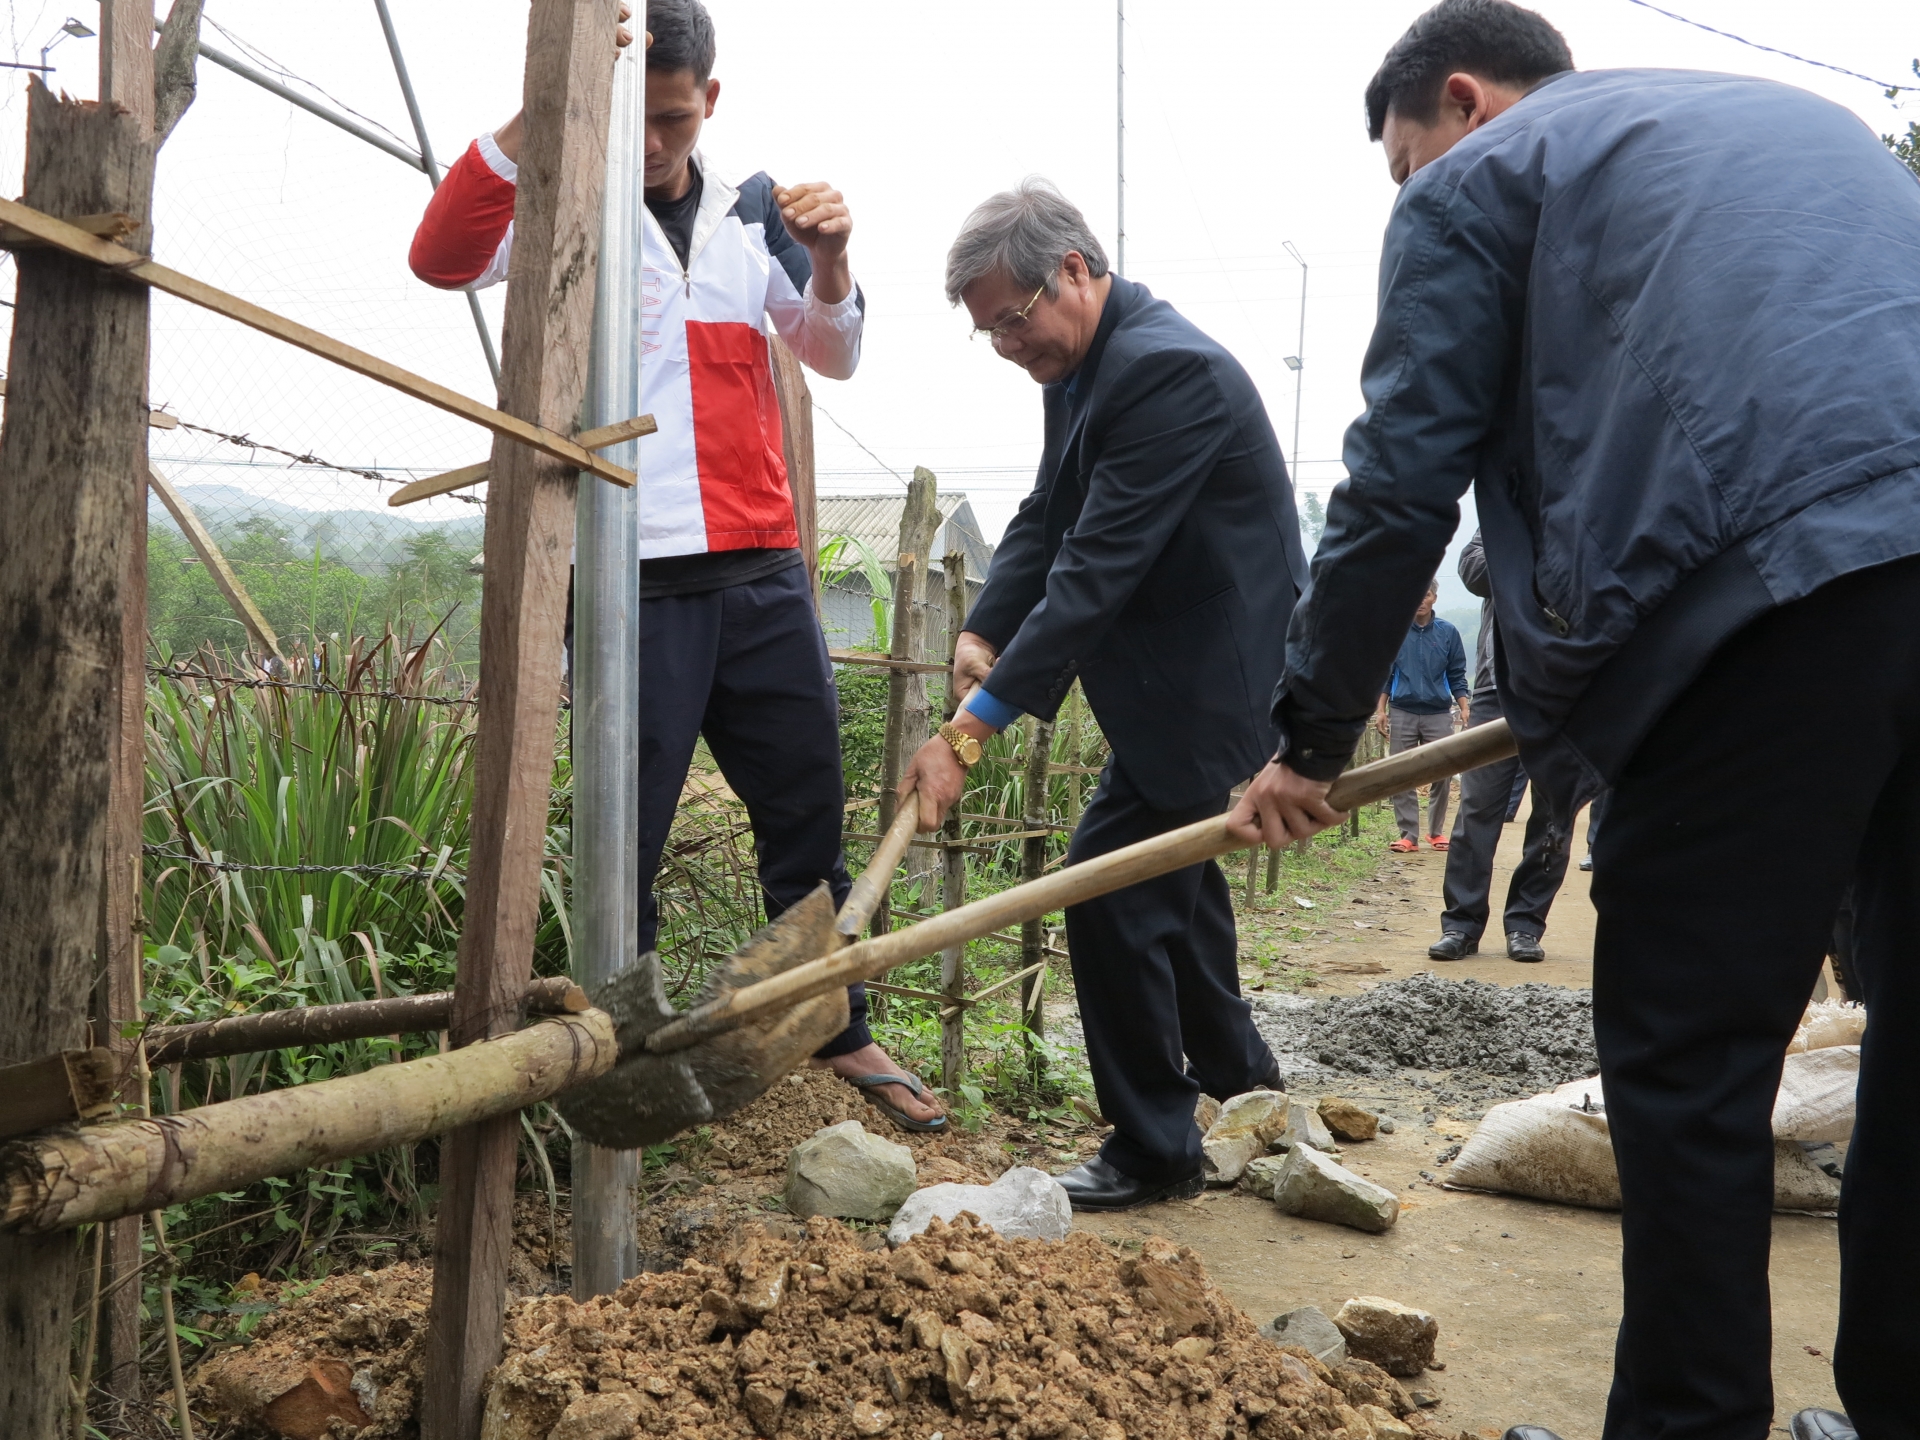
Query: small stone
xmin=551 ymin=1392 xmax=643 ymax=1440
xmin=743 ymin=1383 xmax=787 ymax=1438
xmin=1409 ymin=1390 xmax=1441 ymax=1409
xmin=1272 ymin=1146 xmax=1400 ymax=1233
xmin=1378 ymin=1117 xmax=1397 ymax=1134
xmin=1334 ymin=1297 xmax=1439 ymax=1377
xmin=1201 ymin=1089 xmax=1291 ymax=1184
xmin=1274 ymin=1100 xmax=1338 ymax=1154
xmin=1257 ymin=1305 xmax=1347 ymax=1365
xmin=1194 ymin=1093 xmax=1223 ymax=1133
xmin=851 ymin=1399 xmax=894 ymax=1436
xmin=1363 ymin=1402 xmax=1417 ymax=1440
xmin=1239 ymin=1154 xmax=1290 ymax=1200
xmin=785 ymin=1121 xmax=917 ymax=1221
xmin=1319 ymin=1097 xmax=1380 ymax=1142
xmin=886 ymin=1166 xmax=1071 ymax=1246
xmin=1171 ymin=1336 xmax=1215 ymax=1362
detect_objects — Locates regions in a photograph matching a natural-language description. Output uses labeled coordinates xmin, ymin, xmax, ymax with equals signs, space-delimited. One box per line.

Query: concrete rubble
xmin=1201 ymin=1088 xmax=1291 ymax=1184
xmin=1259 ymin=1304 xmax=1349 ymax=1365
xmin=1272 ymin=1144 xmax=1400 ymax=1233
xmin=784 ymin=1120 xmax=917 ymax=1221
xmin=885 ymin=1165 xmax=1072 ymax=1246
xmin=1334 ymin=1296 xmax=1439 ymax=1377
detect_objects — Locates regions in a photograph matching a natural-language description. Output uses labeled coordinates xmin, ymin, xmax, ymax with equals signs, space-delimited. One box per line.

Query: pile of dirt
xmin=1253 ymin=972 xmax=1597 ymax=1100
xmin=200 ymin=1218 xmax=1462 ymax=1440
xmin=702 ymin=1068 xmax=1014 ymax=1184
xmin=486 ymin=1214 xmax=1460 ymax=1440
xmin=195 ymin=1264 xmax=430 ymax=1439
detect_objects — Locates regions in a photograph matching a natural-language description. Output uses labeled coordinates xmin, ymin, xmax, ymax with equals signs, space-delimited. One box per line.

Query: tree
xmin=1883 ymin=63 xmax=1919 ymax=179
xmin=1300 ymin=492 xmax=1328 ymax=549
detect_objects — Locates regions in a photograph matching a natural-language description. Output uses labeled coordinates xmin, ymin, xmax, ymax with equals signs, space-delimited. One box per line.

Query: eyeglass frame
xmin=969 ymin=282 xmax=1050 ymax=345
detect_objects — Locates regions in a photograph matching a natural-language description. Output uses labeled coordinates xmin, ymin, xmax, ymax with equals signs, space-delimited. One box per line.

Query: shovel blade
xmin=558 ymin=885 xmax=848 ymax=1148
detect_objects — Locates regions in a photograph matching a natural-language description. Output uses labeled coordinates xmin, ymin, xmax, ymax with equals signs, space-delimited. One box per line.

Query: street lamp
xmin=40 ymin=17 xmax=94 ymax=75
xmin=1281 ymin=241 xmax=1307 ymax=482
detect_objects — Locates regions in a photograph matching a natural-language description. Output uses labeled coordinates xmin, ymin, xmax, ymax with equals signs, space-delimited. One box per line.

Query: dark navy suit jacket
xmin=965 ymin=276 xmax=1306 ymax=811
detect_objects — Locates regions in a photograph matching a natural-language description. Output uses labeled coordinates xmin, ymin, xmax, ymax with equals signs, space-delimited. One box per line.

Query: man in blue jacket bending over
xmin=1230 ymin=4 xmax=1920 ymax=1439
xmin=901 ymin=178 xmax=1306 ymax=1212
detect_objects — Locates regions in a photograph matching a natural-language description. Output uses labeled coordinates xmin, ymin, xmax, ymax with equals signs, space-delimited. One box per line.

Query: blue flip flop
xmin=849 ymin=1072 xmax=948 ymax=1133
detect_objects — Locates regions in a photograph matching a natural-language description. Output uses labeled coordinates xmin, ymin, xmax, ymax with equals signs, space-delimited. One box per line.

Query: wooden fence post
xmin=0 ymin=78 xmax=155 ymax=1438
xmin=769 ymin=336 xmax=818 ymax=608
xmin=873 ymin=468 xmax=939 ymax=927
xmin=421 ymin=5 xmax=618 ymax=1436
xmin=1059 ymin=684 xmax=1083 ymax=827
xmin=939 ymin=552 xmax=969 ymax=1090
xmin=1020 ymin=716 xmax=1054 ymax=1043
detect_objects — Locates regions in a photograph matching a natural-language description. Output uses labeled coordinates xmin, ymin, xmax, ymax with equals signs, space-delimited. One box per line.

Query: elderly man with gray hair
xmin=899 ymin=178 xmax=1308 ymax=1211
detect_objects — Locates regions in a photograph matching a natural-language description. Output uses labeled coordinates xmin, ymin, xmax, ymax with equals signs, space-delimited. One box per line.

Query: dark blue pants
xmin=633 ymin=564 xmax=866 ymax=1057
xmin=1593 ymin=555 xmax=1920 ymax=1440
xmin=1064 ymin=761 xmax=1277 ymax=1182
xmin=1439 ymin=685 xmax=1568 ymax=943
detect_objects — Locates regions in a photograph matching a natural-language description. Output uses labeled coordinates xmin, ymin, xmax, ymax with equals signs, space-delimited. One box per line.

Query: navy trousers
xmin=632 ymin=564 xmax=866 ymax=1057
xmin=1439 ymin=685 xmax=1568 ymax=943
xmin=1593 ymin=555 xmax=1920 ymax=1440
xmin=1064 ymin=761 xmax=1278 ymax=1182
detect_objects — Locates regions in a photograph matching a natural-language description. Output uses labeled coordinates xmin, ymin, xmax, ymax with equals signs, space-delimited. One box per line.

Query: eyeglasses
xmin=969 ymin=284 xmax=1048 ymax=346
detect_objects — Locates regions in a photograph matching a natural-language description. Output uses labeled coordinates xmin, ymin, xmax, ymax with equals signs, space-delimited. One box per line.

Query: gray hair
xmin=944 ymin=177 xmax=1110 ymax=305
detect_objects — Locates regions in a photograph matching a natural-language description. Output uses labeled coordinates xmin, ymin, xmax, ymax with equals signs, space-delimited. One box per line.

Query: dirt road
xmin=1078 ymin=805 xmax=1844 ymax=1440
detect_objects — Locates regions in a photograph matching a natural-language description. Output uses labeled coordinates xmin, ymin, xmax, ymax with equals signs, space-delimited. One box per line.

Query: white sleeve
xmin=763 ymin=263 xmax=864 ymax=381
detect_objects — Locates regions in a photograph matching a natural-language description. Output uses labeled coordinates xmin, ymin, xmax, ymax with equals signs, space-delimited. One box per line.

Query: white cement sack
xmin=1789 ymin=999 xmax=1865 ymax=1053
xmin=1450 ymin=1076 xmax=1841 ymax=1211
xmin=1772 ymin=1045 xmax=1860 ymax=1143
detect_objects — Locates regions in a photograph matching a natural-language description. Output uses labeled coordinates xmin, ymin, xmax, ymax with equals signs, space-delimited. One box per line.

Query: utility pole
xmin=1116 ymin=0 xmax=1125 ymax=276
xmin=1282 ymin=240 xmax=1307 ymax=478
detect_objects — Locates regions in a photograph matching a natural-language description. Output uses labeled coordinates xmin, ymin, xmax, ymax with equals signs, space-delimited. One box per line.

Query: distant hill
xmin=150 ymin=484 xmax=485 ymax=577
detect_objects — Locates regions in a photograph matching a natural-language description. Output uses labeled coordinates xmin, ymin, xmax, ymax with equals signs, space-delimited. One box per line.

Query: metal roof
xmin=815 ymin=492 xmax=994 ymax=578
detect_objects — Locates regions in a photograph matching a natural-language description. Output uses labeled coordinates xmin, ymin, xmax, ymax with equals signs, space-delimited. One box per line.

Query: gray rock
xmin=785 ymin=1121 xmax=917 ymax=1221
xmin=886 ymin=1165 xmax=1072 ymax=1246
xmin=1271 ymin=1145 xmax=1400 ymax=1233
xmin=1257 ymin=1305 xmax=1347 ymax=1365
xmin=1378 ymin=1116 xmax=1397 ymax=1134
xmin=1239 ymin=1154 xmax=1290 ymax=1200
xmin=1201 ymin=1089 xmax=1290 ymax=1185
xmin=1333 ymin=1296 xmax=1438 ymax=1376
xmin=1274 ymin=1100 xmax=1338 ymax=1154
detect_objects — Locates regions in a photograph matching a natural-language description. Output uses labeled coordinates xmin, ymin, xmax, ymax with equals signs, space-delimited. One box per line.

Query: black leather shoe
xmin=1055 ymin=1156 xmax=1205 ymax=1212
xmin=1502 ymin=1428 xmax=1565 ymax=1440
xmin=1790 ymin=1410 xmax=1857 ymax=1440
xmin=1428 ymin=931 xmax=1478 ymax=961
xmin=1507 ymin=932 xmax=1547 ymax=962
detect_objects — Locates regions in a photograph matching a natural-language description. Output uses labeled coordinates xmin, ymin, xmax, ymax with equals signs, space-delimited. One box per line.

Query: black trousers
xmin=633 ymin=564 xmax=866 ymax=1057
xmin=1065 ymin=761 xmax=1277 ymax=1181
xmin=1592 ymin=555 xmax=1920 ymax=1440
xmin=1439 ymin=685 xmax=1569 ymax=942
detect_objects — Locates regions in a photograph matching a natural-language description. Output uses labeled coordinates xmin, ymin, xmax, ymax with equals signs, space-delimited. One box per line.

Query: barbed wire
xmin=143 ymin=844 xmax=465 ymax=883
xmin=172 ymin=419 xmax=409 ymax=489
xmin=148 ymin=664 xmax=477 ymax=708
xmin=1620 ymin=0 xmax=1913 ymax=92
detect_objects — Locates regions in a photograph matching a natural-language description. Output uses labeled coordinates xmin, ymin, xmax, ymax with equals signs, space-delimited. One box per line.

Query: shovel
xmin=559 ymin=719 xmax=1517 ymax=1147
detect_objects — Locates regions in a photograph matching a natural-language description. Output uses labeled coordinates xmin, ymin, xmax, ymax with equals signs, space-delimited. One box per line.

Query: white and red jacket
xmin=409 ymin=135 xmax=864 ymax=558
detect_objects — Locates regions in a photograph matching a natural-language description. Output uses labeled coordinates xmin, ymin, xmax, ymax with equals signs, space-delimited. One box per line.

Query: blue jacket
xmin=967 ymin=276 xmax=1306 ymax=810
xmin=1385 ymin=619 xmax=1467 ymax=715
xmin=1273 ymin=69 xmax=1920 ymax=810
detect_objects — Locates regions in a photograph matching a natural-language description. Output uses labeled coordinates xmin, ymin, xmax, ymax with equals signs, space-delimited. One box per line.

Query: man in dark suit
xmin=900 ymin=178 xmax=1306 ymax=1211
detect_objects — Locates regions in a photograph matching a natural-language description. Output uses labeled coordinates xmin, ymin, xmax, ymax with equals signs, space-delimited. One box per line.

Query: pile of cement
xmin=1252 ymin=972 xmax=1598 ymax=1100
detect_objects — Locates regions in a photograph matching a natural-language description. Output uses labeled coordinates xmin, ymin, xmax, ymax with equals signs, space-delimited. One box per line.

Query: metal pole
xmin=1115 ymin=0 xmax=1125 ymax=277
xmin=1283 ymin=240 xmax=1306 ymax=478
xmin=570 ymin=43 xmax=644 ymax=1299
xmin=372 ymin=0 xmax=503 ymax=389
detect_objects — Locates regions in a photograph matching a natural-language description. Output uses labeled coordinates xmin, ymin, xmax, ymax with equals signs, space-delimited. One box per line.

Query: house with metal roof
xmin=815 ymin=493 xmax=994 ymax=652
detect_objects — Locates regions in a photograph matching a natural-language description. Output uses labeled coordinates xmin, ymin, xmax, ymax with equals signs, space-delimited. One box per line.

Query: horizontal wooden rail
xmin=827 ymin=649 xmax=950 ymax=675
xmin=0 ymin=196 xmax=635 ymax=486
xmin=385 ymin=413 xmax=656 ymax=507
xmin=1 ymin=1010 xmax=617 ymax=1233
xmin=144 ymin=976 xmax=588 ymax=1066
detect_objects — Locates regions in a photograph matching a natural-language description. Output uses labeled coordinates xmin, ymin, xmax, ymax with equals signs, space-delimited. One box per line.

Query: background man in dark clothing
xmin=1229 ymin=4 xmax=1920 ymax=1440
xmin=1376 ymin=580 xmax=1468 ymax=849
xmin=1429 ymin=531 xmax=1567 ymax=962
xmin=901 ymin=178 xmax=1304 ymax=1212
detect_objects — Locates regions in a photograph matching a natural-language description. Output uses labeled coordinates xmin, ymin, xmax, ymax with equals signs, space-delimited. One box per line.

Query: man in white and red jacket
xmin=409 ymin=0 xmax=944 ymax=1131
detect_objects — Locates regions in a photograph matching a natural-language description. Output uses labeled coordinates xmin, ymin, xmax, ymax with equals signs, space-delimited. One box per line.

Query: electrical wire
xmin=1619 ymin=0 xmax=1912 ymax=92
xmin=811 ymin=401 xmax=909 ymax=485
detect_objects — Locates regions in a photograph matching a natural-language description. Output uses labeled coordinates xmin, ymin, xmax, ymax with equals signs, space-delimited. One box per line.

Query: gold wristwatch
xmin=938 ymin=721 xmax=983 ymax=769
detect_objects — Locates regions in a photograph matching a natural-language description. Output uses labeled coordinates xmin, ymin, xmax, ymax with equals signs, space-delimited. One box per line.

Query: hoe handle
xmin=835 ymin=793 xmax=920 ymax=943
xmin=646 ymin=720 xmax=1517 ymax=1054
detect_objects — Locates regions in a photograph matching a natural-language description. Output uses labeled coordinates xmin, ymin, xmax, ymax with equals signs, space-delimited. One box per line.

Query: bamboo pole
xmin=0 ymin=1011 xmax=616 ymax=1235
xmin=1019 ymin=716 xmax=1053 ymax=1043
xmin=147 ymin=464 xmax=284 ymax=663
xmin=939 ymin=551 xmax=969 ymax=1091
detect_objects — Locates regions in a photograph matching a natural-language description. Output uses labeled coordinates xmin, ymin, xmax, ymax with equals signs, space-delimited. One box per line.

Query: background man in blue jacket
xmin=901 ymin=179 xmax=1305 ymax=1212
xmin=1229 ymin=3 xmax=1920 ymax=1439
xmin=1376 ymin=580 xmax=1469 ymax=850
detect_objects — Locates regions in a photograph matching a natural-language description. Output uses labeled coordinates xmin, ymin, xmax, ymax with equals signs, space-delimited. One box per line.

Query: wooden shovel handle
xmin=835 ymin=792 xmax=920 ymax=942
xmin=646 ymin=720 xmax=1516 ymax=1054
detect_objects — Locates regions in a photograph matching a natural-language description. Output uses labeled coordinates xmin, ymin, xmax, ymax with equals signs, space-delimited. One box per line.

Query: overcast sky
xmin=0 ymin=0 xmax=1913 ymax=604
